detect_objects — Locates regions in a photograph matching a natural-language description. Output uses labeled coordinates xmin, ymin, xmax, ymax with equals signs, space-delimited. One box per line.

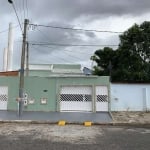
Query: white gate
xmin=60 ymin=86 xmax=92 ymax=112
xmin=96 ymin=86 xmax=108 ymax=112
xmin=0 ymin=86 xmax=8 ymax=110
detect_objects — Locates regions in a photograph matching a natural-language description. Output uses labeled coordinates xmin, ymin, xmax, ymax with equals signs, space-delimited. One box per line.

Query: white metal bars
xmin=60 ymin=86 xmax=92 ymax=112
xmin=0 ymin=86 xmax=8 ymax=110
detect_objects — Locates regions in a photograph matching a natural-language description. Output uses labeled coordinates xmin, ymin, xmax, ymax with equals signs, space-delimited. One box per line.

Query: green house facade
xmin=0 ymin=64 xmax=110 ymax=112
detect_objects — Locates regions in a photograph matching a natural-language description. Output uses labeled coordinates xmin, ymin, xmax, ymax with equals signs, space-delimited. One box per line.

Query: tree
xmin=91 ymin=47 xmax=117 ymax=76
xmin=91 ymin=21 xmax=150 ymax=82
xmin=119 ymin=22 xmax=150 ymax=63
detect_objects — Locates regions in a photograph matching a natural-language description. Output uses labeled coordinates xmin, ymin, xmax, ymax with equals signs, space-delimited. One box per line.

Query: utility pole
xmin=18 ymin=19 xmax=29 ymax=116
xmin=26 ymin=42 xmax=29 ymax=76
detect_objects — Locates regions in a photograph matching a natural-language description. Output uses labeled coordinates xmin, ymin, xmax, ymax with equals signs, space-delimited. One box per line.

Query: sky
xmin=0 ymin=0 xmax=150 ymax=71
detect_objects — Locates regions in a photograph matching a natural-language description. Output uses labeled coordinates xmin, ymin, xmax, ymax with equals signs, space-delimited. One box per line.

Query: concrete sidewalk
xmin=0 ymin=111 xmax=150 ymax=126
xmin=0 ymin=111 xmax=112 ymax=124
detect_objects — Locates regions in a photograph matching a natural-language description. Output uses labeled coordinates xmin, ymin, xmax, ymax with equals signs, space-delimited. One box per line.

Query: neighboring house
xmin=0 ymin=64 xmax=110 ymax=112
xmin=28 ymin=64 xmax=83 ymax=77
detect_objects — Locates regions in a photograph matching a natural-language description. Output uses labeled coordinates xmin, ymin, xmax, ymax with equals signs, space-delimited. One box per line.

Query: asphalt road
xmin=0 ymin=123 xmax=150 ymax=150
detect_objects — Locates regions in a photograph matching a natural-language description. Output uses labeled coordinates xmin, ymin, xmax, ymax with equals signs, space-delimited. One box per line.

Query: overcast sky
xmin=0 ymin=0 xmax=150 ymax=71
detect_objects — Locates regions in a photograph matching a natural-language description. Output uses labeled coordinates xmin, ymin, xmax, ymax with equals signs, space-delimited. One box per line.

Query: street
xmin=0 ymin=123 xmax=149 ymax=150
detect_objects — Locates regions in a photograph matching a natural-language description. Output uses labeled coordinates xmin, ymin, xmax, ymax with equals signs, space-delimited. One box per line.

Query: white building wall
xmin=111 ymin=83 xmax=150 ymax=111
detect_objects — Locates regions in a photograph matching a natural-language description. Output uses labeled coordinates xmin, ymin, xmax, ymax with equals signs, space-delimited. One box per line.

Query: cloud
xmin=27 ymin=20 xmax=102 ymax=65
xmin=27 ymin=0 xmax=150 ymax=22
xmin=0 ymin=0 xmax=150 ymax=70
xmin=1 ymin=0 xmax=150 ymax=25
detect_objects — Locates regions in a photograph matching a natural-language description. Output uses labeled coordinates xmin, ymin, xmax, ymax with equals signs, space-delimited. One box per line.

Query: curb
xmin=112 ymin=122 xmax=150 ymax=128
xmin=0 ymin=120 xmax=150 ymax=127
xmin=0 ymin=120 xmax=57 ymax=124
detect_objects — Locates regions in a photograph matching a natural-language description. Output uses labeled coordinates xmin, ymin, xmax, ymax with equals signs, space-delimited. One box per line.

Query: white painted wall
xmin=110 ymin=83 xmax=150 ymax=111
xmin=3 ymin=48 xmax=8 ymax=71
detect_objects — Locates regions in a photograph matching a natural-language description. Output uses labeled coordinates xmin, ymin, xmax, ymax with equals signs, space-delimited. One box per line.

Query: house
xmin=0 ymin=64 xmax=110 ymax=112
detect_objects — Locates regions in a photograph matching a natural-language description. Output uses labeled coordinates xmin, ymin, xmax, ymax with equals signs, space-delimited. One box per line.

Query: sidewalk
xmin=111 ymin=111 xmax=150 ymax=127
xmin=0 ymin=111 xmax=150 ymax=126
xmin=0 ymin=111 xmax=112 ymax=124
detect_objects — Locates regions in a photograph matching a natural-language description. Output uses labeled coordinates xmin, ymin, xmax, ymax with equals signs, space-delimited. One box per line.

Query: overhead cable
xmin=25 ymin=0 xmax=29 ymax=19
xmin=8 ymin=1 xmax=23 ymax=33
xmin=29 ymin=23 xmax=123 ymax=34
xmin=0 ymin=25 xmax=20 ymax=34
xmin=30 ymin=42 xmax=118 ymax=47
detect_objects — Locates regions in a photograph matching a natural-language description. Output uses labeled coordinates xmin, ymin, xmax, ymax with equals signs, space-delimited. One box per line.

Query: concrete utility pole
xmin=18 ymin=19 xmax=29 ymax=116
xmin=26 ymin=42 xmax=29 ymax=76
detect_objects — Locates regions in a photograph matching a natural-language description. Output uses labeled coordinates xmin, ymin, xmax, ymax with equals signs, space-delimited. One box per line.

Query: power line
xmin=33 ymin=44 xmax=93 ymax=60
xmin=39 ymin=44 xmax=94 ymax=55
xmin=29 ymin=26 xmax=119 ymax=49
xmin=30 ymin=45 xmax=75 ymax=63
xmin=30 ymin=42 xmax=118 ymax=47
xmin=31 ymin=45 xmax=84 ymax=61
xmin=8 ymin=1 xmax=23 ymax=33
xmin=25 ymin=0 xmax=29 ymax=19
xmin=15 ymin=0 xmax=23 ymax=26
xmin=23 ymin=0 xmax=25 ymax=19
xmin=0 ymin=25 xmax=20 ymax=34
xmin=15 ymin=40 xmax=119 ymax=48
xmin=12 ymin=3 xmax=23 ymax=32
xmin=31 ymin=45 xmax=90 ymax=64
xmin=13 ymin=0 xmax=19 ymax=14
xmin=29 ymin=23 xmax=123 ymax=34
xmin=37 ymin=44 xmax=92 ymax=55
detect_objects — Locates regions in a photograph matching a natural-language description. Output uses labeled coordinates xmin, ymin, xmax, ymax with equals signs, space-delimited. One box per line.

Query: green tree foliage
xmin=91 ymin=21 xmax=150 ymax=82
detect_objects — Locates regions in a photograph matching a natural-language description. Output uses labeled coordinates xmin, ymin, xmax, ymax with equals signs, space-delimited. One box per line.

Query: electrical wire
xmin=23 ymin=0 xmax=25 ymax=19
xmin=35 ymin=28 xmax=109 ymax=52
xmin=15 ymin=0 xmax=23 ymax=27
xmin=25 ymin=0 xmax=29 ymax=19
xmin=13 ymin=0 xmax=19 ymax=14
xmin=30 ymin=45 xmax=75 ymax=63
xmin=43 ymin=45 xmax=91 ymax=60
xmin=10 ymin=2 xmax=23 ymax=33
xmin=29 ymin=25 xmax=119 ymax=49
xmin=30 ymin=42 xmax=118 ymax=47
xmin=29 ymin=23 xmax=123 ymax=34
xmin=38 ymin=44 xmax=94 ymax=55
xmin=30 ymin=44 xmax=99 ymax=61
xmin=0 ymin=25 xmax=20 ymax=34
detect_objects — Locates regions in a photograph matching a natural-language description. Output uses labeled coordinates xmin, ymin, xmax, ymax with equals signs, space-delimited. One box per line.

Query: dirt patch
xmin=112 ymin=112 xmax=150 ymax=124
xmin=0 ymin=123 xmax=103 ymax=144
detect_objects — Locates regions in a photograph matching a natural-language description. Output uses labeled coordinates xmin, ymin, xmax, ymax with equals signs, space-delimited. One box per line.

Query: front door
xmin=96 ymin=86 xmax=109 ymax=112
xmin=0 ymin=86 xmax=8 ymax=110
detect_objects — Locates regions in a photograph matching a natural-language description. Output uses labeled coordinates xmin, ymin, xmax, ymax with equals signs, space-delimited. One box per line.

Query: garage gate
xmin=0 ymin=86 xmax=8 ymax=110
xmin=59 ymin=85 xmax=109 ymax=112
xmin=60 ymin=86 xmax=92 ymax=112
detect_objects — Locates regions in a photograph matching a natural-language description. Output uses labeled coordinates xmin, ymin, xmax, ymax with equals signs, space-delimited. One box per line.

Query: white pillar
xmin=3 ymin=48 xmax=8 ymax=71
xmin=143 ymin=88 xmax=147 ymax=111
xmin=7 ymin=23 xmax=14 ymax=71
